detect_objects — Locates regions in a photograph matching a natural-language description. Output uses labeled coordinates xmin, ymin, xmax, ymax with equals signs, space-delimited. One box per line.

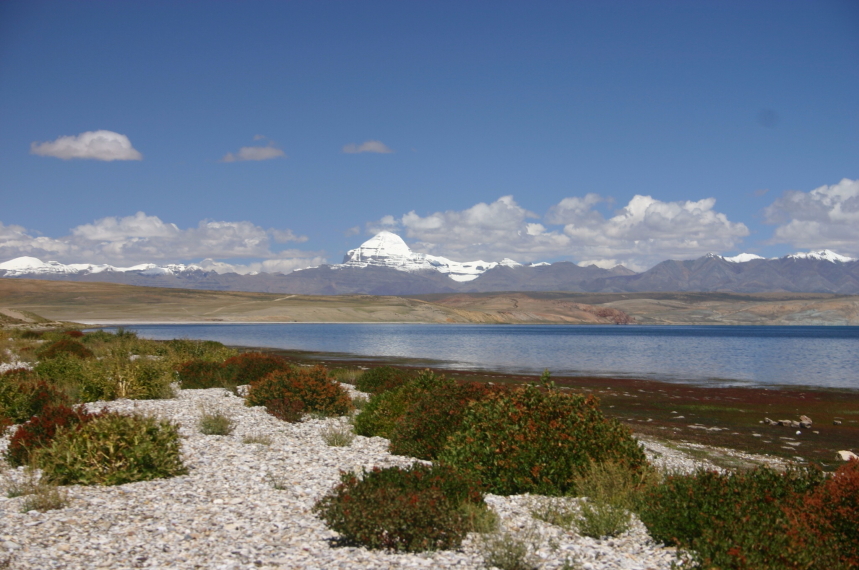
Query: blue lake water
xmin=114 ymin=324 xmax=859 ymax=390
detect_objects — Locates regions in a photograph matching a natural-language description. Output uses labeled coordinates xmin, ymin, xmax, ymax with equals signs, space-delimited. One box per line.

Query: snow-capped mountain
xmin=0 ymin=256 xmax=202 ymax=277
xmin=335 ymin=231 xmax=522 ymax=282
xmin=785 ymin=250 xmax=855 ymax=263
xmin=722 ymin=253 xmax=766 ymax=263
xmin=1 ymin=233 xmax=857 ymax=295
xmin=719 ymin=250 xmax=855 ymax=264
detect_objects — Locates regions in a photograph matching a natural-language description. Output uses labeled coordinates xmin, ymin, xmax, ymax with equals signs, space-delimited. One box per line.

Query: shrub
xmin=32 ymin=353 xmax=88 ymax=398
xmin=36 ymin=338 xmax=94 ymax=360
xmin=5 ymin=404 xmax=100 ymax=467
xmin=198 ymin=409 xmax=234 ymax=435
xmin=223 ymin=352 xmax=292 ymax=386
xmin=638 ymin=466 xmax=833 ymax=569
xmin=64 ymin=330 xmax=84 ymax=338
xmin=389 ymin=378 xmax=500 ymax=460
xmin=312 ymin=463 xmax=484 ymax=552
xmin=246 ymin=365 xmax=352 ymax=417
xmin=164 ymin=338 xmax=237 ymax=362
xmin=176 ymin=359 xmax=231 ymax=389
xmin=570 ymin=460 xmax=658 ymax=539
xmin=37 ymin=413 xmax=186 ymax=486
xmin=438 ymin=380 xmax=647 ymax=496
xmin=78 ymin=355 xmax=175 ymax=401
xmin=263 ymin=397 xmax=305 ymax=422
xmin=352 ymin=370 xmax=447 ymax=439
xmin=329 ymin=367 xmax=363 ymax=385
xmin=80 ymin=329 xmax=116 ymax=345
xmin=354 ymin=366 xmax=414 ymax=395
xmin=790 ymin=460 xmax=859 ymax=568
xmin=0 ymin=374 xmax=72 ymax=425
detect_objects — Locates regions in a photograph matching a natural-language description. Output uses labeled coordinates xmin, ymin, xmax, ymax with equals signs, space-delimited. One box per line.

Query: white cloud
xmin=342 ymin=140 xmax=394 ymax=154
xmin=196 ymin=251 xmax=327 ymax=275
xmin=369 ymin=194 xmax=748 ymax=270
xmin=764 ymin=178 xmax=859 ymax=257
xmin=221 ymin=144 xmax=286 ymax=162
xmin=0 ymin=213 xmax=318 ymax=272
xmin=30 ymin=130 xmax=143 ymax=161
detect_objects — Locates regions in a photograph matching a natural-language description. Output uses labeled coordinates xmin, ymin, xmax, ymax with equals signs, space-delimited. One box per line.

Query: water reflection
xmin=114 ymin=324 xmax=858 ymax=389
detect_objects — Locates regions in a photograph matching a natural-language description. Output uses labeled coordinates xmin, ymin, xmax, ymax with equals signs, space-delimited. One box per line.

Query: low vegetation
xmin=198 ymin=409 xmax=235 ymax=435
xmin=246 ymin=364 xmax=353 ymax=418
xmin=2 ymin=323 xmax=856 ymax=567
xmin=36 ymin=413 xmax=186 ymax=486
xmin=439 ymin=373 xmax=646 ymax=496
xmin=312 ymin=463 xmax=487 ymax=552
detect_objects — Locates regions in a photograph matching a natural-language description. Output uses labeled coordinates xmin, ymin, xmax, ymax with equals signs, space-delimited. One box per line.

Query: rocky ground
xmin=0 ymin=385 xmax=788 ymax=570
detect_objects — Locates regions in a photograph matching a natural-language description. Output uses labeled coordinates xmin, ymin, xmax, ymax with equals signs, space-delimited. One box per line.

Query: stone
xmin=836 ymin=450 xmax=859 ymax=461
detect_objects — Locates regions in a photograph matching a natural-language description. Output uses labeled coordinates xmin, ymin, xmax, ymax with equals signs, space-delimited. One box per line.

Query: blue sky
xmin=1 ymin=0 xmax=857 ymax=273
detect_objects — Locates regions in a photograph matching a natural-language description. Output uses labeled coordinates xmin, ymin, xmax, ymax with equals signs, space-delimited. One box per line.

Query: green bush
xmin=76 ymin=356 xmax=175 ymax=402
xmin=352 ymin=370 xmax=447 ymax=439
xmin=164 ymin=338 xmax=237 ymax=362
xmin=389 ymin=378 xmax=500 ymax=460
xmin=246 ymin=365 xmax=352 ymax=417
xmin=312 ymin=463 xmax=484 ymax=552
xmin=638 ymin=466 xmax=832 ymax=569
xmin=354 ymin=366 xmax=414 ymax=395
xmin=36 ymin=413 xmax=186 ymax=486
xmin=438 ymin=380 xmax=647 ymax=496
xmin=0 ymin=373 xmax=72 ymax=424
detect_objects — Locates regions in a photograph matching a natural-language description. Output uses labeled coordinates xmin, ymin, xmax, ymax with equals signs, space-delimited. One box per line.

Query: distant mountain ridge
xmin=1 ymin=232 xmax=857 ymax=295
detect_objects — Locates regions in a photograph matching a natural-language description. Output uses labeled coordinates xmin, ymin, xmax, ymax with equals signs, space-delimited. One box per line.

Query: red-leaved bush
xmin=175 ymin=359 xmax=231 ymax=389
xmin=36 ymin=338 xmax=94 ymax=360
xmin=312 ymin=463 xmax=485 ymax=552
xmin=5 ymin=404 xmax=103 ymax=467
xmin=246 ymin=365 xmax=352 ymax=418
xmin=262 ymin=397 xmax=305 ymax=423
xmin=787 ymin=459 xmax=859 ymax=568
xmin=389 ymin=380 xmax=503 ymax=460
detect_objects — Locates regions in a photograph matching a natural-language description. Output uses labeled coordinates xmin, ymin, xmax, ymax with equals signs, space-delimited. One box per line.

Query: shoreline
xmin=253 ymin=346 xmax=859 ymax=469
xmin=80 ymin=323 xmax=859 ymax=466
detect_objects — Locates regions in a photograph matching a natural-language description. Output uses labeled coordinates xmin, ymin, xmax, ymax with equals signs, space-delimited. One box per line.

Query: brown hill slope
xmin=2 ymin=280 xmax=857 ymax=325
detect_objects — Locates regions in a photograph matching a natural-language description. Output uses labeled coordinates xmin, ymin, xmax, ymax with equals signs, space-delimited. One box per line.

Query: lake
xmin=112 ymin=323 xmax=858 ymax=389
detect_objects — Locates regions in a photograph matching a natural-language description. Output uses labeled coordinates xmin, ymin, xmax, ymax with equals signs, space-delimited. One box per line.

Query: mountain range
xmin=1 ymin=231 xmax=858 ymax=295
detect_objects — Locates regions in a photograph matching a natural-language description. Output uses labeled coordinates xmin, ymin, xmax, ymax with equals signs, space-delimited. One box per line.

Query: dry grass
xmin=320 ymin=422 xmax=354 ymax=447
xmin=242 ymin=433 xmax=273 ymax=446
xmin=198 ymin=409 xmax=235 ymax=435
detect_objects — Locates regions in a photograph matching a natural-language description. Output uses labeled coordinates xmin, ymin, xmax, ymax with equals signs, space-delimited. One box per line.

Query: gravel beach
xmin=0 ymin=385 xmax=781 ymax=570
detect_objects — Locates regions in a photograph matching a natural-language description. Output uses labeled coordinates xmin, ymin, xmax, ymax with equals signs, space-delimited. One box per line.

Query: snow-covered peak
xmin=723 ymin=253 xmax=765 ymax=263
xmin=0 ymin=256 xmax=53 ymax=272
xmin=786 ymin=250 xmax=854 ymax=263
xmin=342 ymin=231 xmax=420 ymax=267
xmin=0 ymin=257 xmax=203 ymax=277
xmin=337 ymin=232 xmax=526 ymax=282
